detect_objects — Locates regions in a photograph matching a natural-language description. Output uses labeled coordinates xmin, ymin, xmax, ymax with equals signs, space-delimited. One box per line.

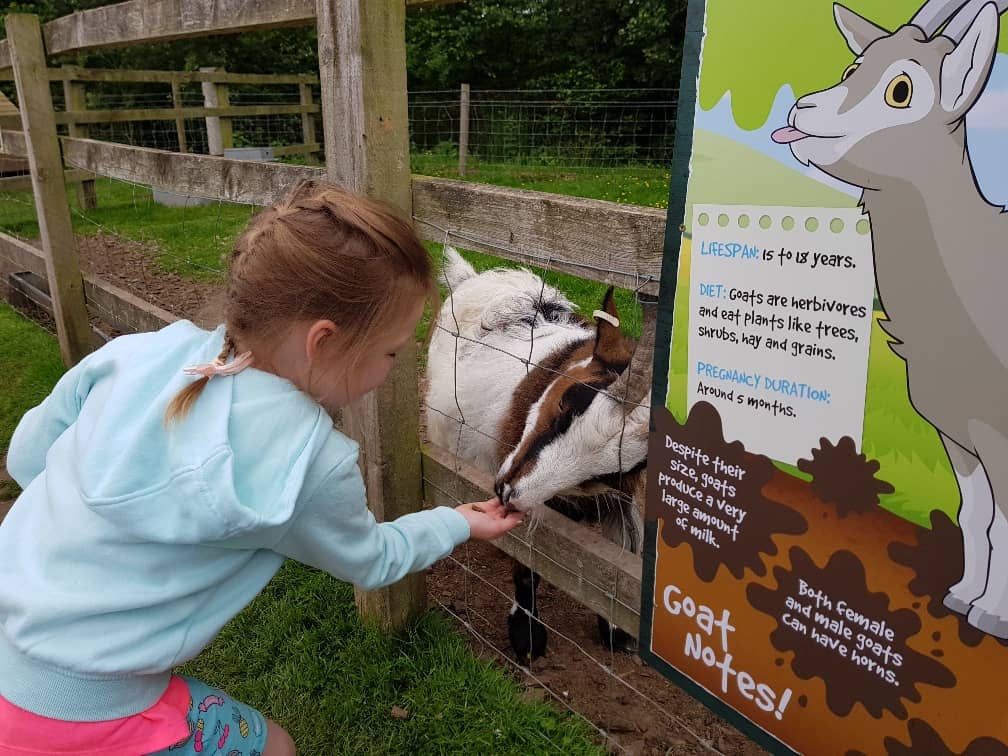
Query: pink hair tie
xmin=183 ymin=350 xmax=254 ymax=380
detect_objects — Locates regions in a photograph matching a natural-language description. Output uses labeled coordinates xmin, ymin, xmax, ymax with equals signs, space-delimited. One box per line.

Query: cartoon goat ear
xmin=940 ymin=2 xmax=999 ymax=120
xmin=834 ymin=3 xmax=889 ymax=55
xmin=592 ymin=287 xmax=624 ymax=362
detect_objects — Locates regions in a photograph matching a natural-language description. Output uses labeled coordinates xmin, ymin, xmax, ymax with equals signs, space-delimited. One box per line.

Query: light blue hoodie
xmin=0 ymin=320 xmax=470 ymax=722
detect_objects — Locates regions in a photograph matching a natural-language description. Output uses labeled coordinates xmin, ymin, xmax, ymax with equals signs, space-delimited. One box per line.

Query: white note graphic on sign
xmin=686 ymin=205 xmax=876 ymax=465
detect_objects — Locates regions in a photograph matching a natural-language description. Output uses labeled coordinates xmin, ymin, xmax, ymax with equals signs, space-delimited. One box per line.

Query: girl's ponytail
xmin=163 ymin=333 xmax=239 ymax=425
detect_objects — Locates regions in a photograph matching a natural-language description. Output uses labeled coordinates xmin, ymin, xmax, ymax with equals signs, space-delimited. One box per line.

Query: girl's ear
xmin=305 ymin=319 xmax=338 ymax=363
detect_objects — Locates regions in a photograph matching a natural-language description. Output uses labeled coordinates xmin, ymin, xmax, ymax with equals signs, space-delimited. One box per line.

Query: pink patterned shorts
xmin=0 ymin=675 xmax=268 ymax=756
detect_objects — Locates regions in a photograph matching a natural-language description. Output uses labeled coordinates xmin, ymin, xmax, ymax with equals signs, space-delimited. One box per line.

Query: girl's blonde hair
xmin=164 ymin=179 xmax=435 ymax=424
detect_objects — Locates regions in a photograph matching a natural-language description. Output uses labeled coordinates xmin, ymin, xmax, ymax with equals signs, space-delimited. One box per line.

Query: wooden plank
xmin=412 ymin=176 xmax=665 ymax=294
xmin=458 ymin=82 xmax=469 ymax=177
xmin=317 ymin=0 xmax=424 ymax=629
xmin=7 ymin=271 xmax=107 ymax=349
xmin=83 ymin=271 xmax=178 ymax=333
xmin=171 ymin=80 xmax=187 ymax=153
xmin=6 ymin=14 xmax=91 ymax=366
xmin=46 ymin=67 xmax=319 ymax=85
xmin=421 ymin=442 xmax=642 ymax=636
xmin=41 ymin=0 xmax=317 ymax=59
xmin=54 ymin=103 xmax=319 ymax=125
xmin=299 ymin=83 xmax=317 ymax=160
xmin=0 ymin=1 xmax=450 ymax=68
xmin=0 ymin=231 xmax=177 ymax=334
xmin=59 ymin=136 xmax=324 ymax=205
xmin=0 ymin=130 xmax=27 ymax=158
xmin=0 ymin=169 xmax=94 ymax=192
xmin=201 ymin=68 xmax=231 ymax=156
xmin=0 ymin=156 xmax=29 ymax=173
xmin=62 ymin=71 xmax=97 ymax=210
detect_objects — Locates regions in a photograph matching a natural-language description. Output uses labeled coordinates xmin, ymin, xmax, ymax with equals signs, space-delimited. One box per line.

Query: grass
xmin=0 ymin=303 xmax=66 ymax=501
xmin=412 ymin=151 xmax=671 ymax=209
xmin=179 ymin=561 xmax=604 ymax=756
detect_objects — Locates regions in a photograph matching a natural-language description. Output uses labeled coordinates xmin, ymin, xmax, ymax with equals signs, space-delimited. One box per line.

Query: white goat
xmin=425 ymin=247 xmax=651 ymax=661
xmin=773 ymin=0 xmax=1008 ymax=637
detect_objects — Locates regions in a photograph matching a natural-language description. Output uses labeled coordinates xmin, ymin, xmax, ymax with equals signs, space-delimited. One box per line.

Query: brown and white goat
xmin=425 ymin=247 xmax=651 ymax=662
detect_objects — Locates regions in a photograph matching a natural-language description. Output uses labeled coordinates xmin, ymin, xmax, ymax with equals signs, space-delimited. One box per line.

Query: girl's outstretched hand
xmin=456 ymin=497 xmax=525 ymax=541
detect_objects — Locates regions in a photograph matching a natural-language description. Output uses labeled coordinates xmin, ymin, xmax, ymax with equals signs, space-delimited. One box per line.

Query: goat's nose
xmin=796 ymin=100 xmax=815 ymax=110
xmin=499 ymin=483 xmax=515 ymax=510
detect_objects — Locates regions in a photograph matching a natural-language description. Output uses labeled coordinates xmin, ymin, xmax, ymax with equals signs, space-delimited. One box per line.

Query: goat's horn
xmin=941 ymin=0 xmax=1008 ymax=40
xmin=910 ymin=0 xmax=973 ymax=35
xmin=609 ymin=296 xmax=656 ymax=410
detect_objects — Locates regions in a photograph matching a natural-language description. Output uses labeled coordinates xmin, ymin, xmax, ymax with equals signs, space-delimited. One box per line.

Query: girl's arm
xmin=272 ymin=452 xmax=521 ymax=590
xmin=7 ymin=352 xmax=97 ymax=488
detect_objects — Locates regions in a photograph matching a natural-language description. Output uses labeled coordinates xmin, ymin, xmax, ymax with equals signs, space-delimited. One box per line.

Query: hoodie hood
xmin=61 ymin=321 xmax=327 ymax=544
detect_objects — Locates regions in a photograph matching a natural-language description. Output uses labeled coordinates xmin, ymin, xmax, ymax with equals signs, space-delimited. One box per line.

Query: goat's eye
xmin=884 ymin=74 xmax=912 ymax=108
xmin=841 ymin=63 xmax=859 ymax=81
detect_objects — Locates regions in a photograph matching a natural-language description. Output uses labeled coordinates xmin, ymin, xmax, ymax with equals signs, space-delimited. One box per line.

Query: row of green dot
xmin=695 ymin=211 xmax=871 ymax=235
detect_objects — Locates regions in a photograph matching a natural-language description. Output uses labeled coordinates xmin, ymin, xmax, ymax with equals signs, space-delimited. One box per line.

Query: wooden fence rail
xmin=0 ymin=0 xmax=463 ymax=71
xmin=1 ymin=131 xmax=666 ymax=291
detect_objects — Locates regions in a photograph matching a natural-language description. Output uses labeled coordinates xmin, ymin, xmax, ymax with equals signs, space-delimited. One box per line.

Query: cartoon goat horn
xmin=909 ymin=0 xmax=1008 ymax=36
xmin=910 ymin=0 xmax=973 ymax=35
xmin=940 ymin=0 xmax=1008 ymax=41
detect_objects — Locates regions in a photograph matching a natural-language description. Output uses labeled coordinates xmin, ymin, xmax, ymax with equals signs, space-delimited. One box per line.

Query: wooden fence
xmin=0 ymin=0 xmax=668 ymax=639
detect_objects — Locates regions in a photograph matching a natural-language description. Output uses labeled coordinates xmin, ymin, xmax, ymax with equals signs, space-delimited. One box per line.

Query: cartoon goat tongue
xmin=771 ymin=126 xmax=809 ymax=144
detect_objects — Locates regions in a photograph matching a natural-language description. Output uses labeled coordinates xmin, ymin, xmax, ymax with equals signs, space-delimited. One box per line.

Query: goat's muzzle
xmin=495 ymin=479 xmax=519 ymax=513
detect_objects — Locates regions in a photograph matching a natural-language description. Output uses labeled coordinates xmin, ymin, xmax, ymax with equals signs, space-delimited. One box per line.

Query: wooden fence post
xmin=201 ymin=67 xmax=232 ymax=156
xmin=7 ymin=14 xmax=91 ymax=366
xmin=171 ymin=78 xmax=188 ymax=153
xmin=61 ymin=66 xmax=97 ymax=210
xmin=458 ymin=82 xmax=469 ymax=176
xmin=315 ymin=0 xmax=426 ymax=630
xmin=299 ymin=82 xmax=318 ymax=162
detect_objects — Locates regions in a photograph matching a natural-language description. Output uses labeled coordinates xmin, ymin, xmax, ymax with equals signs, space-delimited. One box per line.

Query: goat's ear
xmin=940 ymin=2 xmax=999 ymax=119
xmin=592 ymin=287 xmax=626 ymax=363
xmin=439 ymin=246 xmax=477 ymax=291
xmin=834 ymin=3 xmax=888 ymax=55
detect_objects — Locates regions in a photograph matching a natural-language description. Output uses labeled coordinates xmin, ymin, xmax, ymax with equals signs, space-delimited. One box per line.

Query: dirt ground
xmin=2 ymin=233 xmax=764 ymax=755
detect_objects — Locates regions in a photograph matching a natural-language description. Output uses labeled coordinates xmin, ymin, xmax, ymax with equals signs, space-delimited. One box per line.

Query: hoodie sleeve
xmin=272 ymin=450 xmax=471 ymax=590
xmin=7 ymin=349 xmax=100 ymax=489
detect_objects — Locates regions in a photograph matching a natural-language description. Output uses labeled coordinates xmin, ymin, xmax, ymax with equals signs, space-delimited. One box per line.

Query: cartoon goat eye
xmin=841 ymin=63 xmax=859 ymax=81
xmin=884 ymin=74 xmax=913 ymax=108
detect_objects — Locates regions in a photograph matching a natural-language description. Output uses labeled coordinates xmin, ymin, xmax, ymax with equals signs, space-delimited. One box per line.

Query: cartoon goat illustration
xmin=773 ymin=0 xmax=1008 ymax=637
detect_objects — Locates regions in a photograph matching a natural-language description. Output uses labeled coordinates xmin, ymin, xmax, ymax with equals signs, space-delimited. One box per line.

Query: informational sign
xmin=640 ymin=1 xmax=1008 ymax=754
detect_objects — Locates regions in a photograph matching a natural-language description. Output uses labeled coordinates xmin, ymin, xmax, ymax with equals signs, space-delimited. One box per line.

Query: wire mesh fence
xmin=409 ymin=87 xmax=678 ymax=171
xmin=3 ymin=79 xmax=678 ymax=172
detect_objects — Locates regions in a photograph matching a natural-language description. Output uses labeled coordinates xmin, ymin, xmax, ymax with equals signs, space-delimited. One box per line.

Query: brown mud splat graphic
xmin=847 ymin=719 xmax=1008 ymax=756
xmin=747 ymin=547 xmax=956 ymax=719
xmin=646 ymin=402 xmax=807 ymax=582
xmin=797 ymin=436 xmax=894 ymax=517
xmin=889 ymin=510 xmax=1008 ymax=648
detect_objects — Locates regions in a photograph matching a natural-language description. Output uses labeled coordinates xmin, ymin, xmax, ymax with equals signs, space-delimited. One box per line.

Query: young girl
xmin=0 ymin=179 xmax=523 ymax=756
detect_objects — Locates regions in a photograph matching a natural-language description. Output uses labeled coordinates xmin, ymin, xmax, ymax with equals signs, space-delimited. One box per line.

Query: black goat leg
xmin=507 ymin=559 xmax=548 ymax=666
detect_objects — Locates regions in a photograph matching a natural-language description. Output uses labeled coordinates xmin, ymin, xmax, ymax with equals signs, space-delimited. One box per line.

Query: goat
xmin=425 ymin=246 xmax=652 ymax=662
xmin=773 ymin=0 xmax=1008 ymax=637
